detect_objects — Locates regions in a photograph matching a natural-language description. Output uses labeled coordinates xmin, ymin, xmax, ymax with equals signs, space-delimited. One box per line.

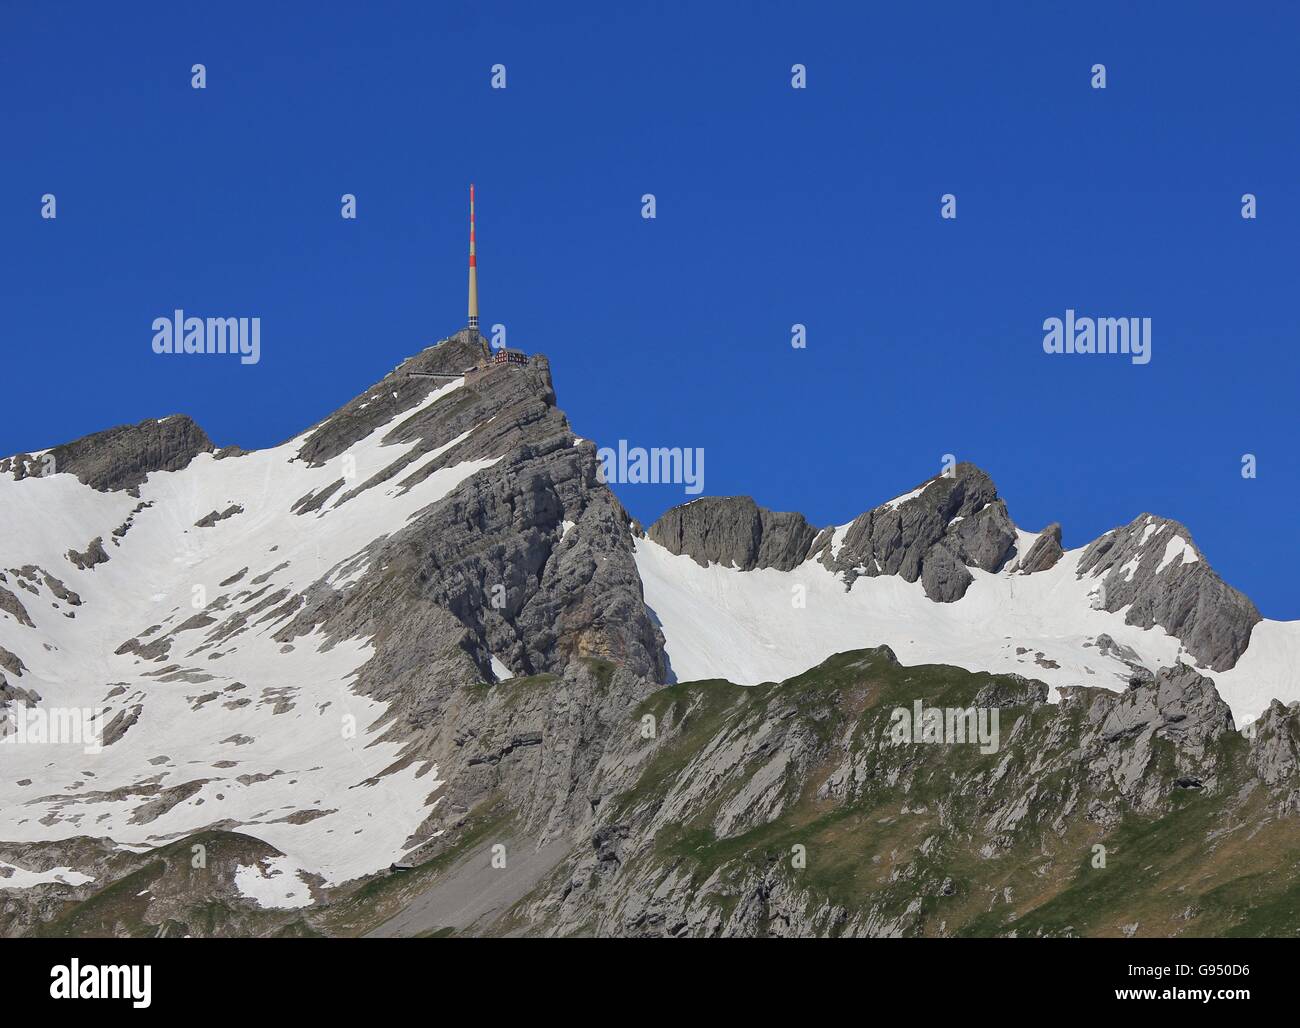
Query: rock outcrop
xmin=1063 ymin=663 xmax=1237 ymax=811
xmin=66 ymin=537 xmax=109 ymax=571
xmin=1 ymin=415 xmax=214 ymax=492
xmin=1077 ymin=515 xmax=1260 ymax=671
xmin=646 ymin=496 xmax=818 ymax=571
xmin=1012 ymin=522 xmax=1064 ymax=573
xmin=1250 ymin=699 xmax=1300 ymax=788
xmin=644 ymin=464 xmax=1020 ymax=603
xmin=817 ymin=463 xmax=1017 ymax=601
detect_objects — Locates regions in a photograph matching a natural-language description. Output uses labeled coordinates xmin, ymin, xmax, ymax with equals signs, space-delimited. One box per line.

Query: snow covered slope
xmin=638 ymin=494 xmax=1300 ymax=727
xmin=0 ymin=376 xmax=489 ymax=891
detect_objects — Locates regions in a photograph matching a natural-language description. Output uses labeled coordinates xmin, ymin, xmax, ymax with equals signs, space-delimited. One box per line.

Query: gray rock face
xmin=1090 ymin=633 xmax=1150 ymax=683
xmin=1050 ymin=664 xmax=1238 ymax=813
xmin=287 ymin=341 xmax=665 ymax=684
xmin=194 ymin=505 xmax=243 ymax=528
xmin=973 ymin=674 xmax=1049 ymax=709
xmin=0 ymin=584 xmax=33 ymax=627
xmin=0 ymin=672 xmax=40 ymax=709
xmin=1012 ymin=523 xmax=1064 ymax=573
xmin=919 ymin=540 xmax=972 ymax=602
xmin=66 ymin=537 xmax=109 ymax=571
xmin=641 ymin=464 xmax=1028 ymax=602
xmin=295 ymin=330 xmax=486 ymax=466
xmin=1250 ymin=700 xmax=1300 ymax=787
xmin=1 ymin=416 xmax=214 ymax=492
xmin=431 ymin=659 xmax=656 ymax=844
xmin=820 ymin=463 xmax=1017 ymax=602
xmin=1085 ymin=663 xmax=1234 ymax=756
xmin=242 ymin=335 xmax=668 ymax=848
xmin=0 ymin=635 xmax=40 ymax=718
xmin=646 ymin=497 xmax=818 ymax=571
xmin=0 ymin=646 xmax=26 ymax=678
xmin=1076 ymin=515 xmax=1260 ymax=671
xmin=644 ymin=464 xmax=1018 ymax=603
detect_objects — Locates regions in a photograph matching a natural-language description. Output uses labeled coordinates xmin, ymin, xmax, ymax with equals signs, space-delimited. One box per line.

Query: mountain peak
xmin=813 ymin=462 xmax=1015 ymax=602
xmin=1077 ymin=512 xmax=1259 ymax=671
xmin=295 ymin=331 xmax=554 ymax=466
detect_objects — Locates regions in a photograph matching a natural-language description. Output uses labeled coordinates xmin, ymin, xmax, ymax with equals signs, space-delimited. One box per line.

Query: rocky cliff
xmin=506 ymin=651 xmax=1300 ymax=937
xmin=1 ymin=415 xmax=214 ymax=492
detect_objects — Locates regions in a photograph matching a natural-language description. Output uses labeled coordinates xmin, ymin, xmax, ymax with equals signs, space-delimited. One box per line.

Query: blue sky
xmin=2 ymin=1 xmax=1298 ymax=617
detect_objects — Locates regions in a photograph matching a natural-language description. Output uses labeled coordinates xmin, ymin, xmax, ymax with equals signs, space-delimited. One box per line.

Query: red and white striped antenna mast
xmin=467 ymin=183 xmax=479 ymax=335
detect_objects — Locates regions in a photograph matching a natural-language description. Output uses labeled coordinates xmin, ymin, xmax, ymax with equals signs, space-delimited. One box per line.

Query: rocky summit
xmin=1 ymin=331 xmax=1297 ymax=937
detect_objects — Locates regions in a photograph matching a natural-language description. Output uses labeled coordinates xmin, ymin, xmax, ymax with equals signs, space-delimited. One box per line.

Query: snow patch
xmin=879 ymin=483 xmax=929 ymax=511
xmin=0 ymin=862 xmax=95 ymax=889
xmin=825 ymin=522 xmax=854 ymax=561
xmin=234 ymin=855 xmax=314 ymax=909
xmin=1156 ymin=535 xmax=1199 ymax=572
